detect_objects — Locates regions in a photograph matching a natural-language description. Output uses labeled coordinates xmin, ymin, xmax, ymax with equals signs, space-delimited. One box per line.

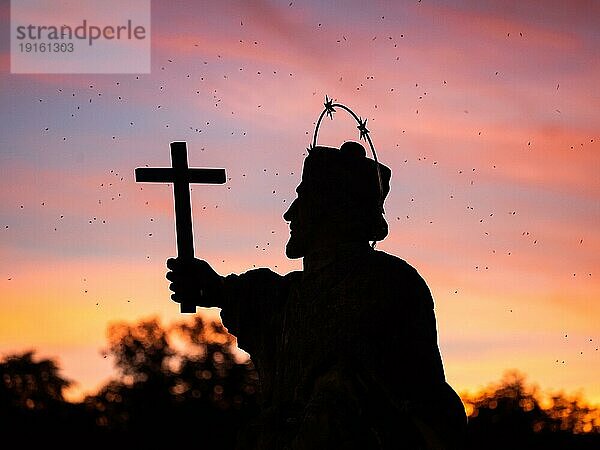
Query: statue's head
xmin=283 ymin=141 xmax=391 ymax=259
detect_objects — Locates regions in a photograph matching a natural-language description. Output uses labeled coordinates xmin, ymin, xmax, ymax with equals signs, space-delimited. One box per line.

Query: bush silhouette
xmin=0 ymin=350 xmax=94 ymax=442
xmin=83 ymin=315 xmax=258 ymax=446
xmin=2 ymin=325 xmax=599 ymax=448
xmin=462 ymin=370 xmax=600 ymax=449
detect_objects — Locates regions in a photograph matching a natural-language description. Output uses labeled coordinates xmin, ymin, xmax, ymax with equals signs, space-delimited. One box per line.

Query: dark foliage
xmin=1 ymin=323 xmax=599 ymax=449
xmin=84 ymin=316 xmax=259 ymax=446
xmin=0 ymin=350 xmax=94 ymax=443
xmin=463 ymin=370 xmax=600 ymax=450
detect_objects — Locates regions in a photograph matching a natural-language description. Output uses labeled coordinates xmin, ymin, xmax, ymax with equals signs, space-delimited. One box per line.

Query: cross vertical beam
xmin=171 ymin=142 xmax=195 ymax=261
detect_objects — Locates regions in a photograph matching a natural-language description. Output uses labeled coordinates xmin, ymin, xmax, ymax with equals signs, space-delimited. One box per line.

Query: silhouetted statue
xmin=167 ymin=138 xmax=467 ymax=449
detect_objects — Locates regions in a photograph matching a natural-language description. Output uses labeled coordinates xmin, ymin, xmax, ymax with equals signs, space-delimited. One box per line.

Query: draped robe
xmin=219 ymin=243 xmax=467 ymax=449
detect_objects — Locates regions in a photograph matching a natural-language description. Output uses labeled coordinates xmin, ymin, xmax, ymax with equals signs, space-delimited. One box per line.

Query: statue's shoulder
xmin=284 ymin=270 xmax=303 ymax=283
xmin=368 ymin=250 xmax=432 ymax=296
xmin=370 ymin=249 xmax=421 ymax=277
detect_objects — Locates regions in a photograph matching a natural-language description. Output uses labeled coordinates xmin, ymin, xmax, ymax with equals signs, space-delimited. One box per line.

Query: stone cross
xmin=135 ymin=141 xmax=226 ymax=313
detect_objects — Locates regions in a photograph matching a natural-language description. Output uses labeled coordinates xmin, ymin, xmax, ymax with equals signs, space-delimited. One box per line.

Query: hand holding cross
xmin=135 ymin=141 xmax=226 ymax=313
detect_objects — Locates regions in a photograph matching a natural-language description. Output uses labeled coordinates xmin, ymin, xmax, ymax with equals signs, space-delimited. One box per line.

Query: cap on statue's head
xmin=299 ymin=141 xmax=391 ymax=242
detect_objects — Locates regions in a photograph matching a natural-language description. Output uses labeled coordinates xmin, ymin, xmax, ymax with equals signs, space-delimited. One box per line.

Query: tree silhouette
xmin=545 ymin=392 xmax=599 ymax=434
xmin=0 ymin=350 xmax=94 ymax=443
xmin=84 ymin=315 xmax=258 ymax=446
xmin=1 ymin=351 xmax=70 ymax=408
xmin=462 ymin=370 xmax=600 ymax=450
xmin=3 ymin=332 xmax=600 ymax=448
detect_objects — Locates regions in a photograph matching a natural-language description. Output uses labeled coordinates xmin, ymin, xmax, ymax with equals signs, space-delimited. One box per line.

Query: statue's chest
xmin=281 ymin=278 xmax=371 ymax=357
xmin=272 ymin=276 xmax=379 ymax=403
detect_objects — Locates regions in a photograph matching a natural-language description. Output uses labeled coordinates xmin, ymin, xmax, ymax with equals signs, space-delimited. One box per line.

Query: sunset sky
xmin=1 ymin=0 xmax=599 ymax=404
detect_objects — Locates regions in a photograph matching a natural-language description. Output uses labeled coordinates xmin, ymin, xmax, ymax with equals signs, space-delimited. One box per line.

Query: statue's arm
xmin=166 ymin=257 xmax=289 ymax=310
xmin=219 ymin=268 xmax=296 ymax=340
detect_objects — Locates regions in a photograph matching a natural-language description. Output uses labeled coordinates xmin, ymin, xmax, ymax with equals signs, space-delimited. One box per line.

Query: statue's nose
xmin=283 ymin=199 xmax=298 ymax=222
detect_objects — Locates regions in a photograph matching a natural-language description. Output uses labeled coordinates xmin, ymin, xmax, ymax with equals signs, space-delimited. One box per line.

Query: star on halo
xmin=324 ymin=95 xmax=336 ymax=119
xmin=357 ymin=117 xmax=370 ymax=141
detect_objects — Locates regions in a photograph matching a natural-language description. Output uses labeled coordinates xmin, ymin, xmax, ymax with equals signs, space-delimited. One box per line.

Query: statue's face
xmin=284 ymin=179 xmax=369 ymax=259
xmin=283 ymin=185 xmax=313 ymax=259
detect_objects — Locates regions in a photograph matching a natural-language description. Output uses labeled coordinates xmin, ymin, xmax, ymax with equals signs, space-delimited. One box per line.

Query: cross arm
xmin=188 ymin=168 xmax=226 ymax=184
xmin=135 ymin=167 xmax=226 ymax=183
xmin=135 ymin=167 xmax=174 ymax=183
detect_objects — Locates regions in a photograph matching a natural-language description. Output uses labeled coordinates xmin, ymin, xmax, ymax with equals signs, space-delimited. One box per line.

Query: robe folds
xmin=219 ymin=243 xmax=467 ymax=449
